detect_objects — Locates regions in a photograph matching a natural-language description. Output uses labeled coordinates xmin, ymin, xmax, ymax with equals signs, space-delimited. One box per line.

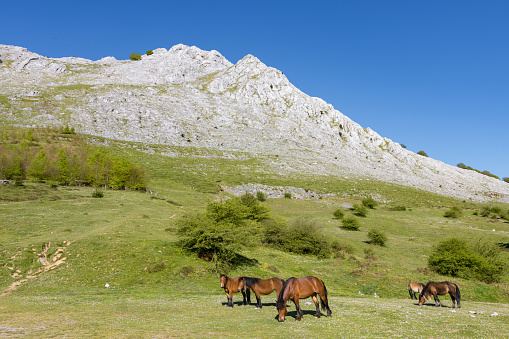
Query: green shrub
xmin=332 ymin=208 xmax=344 ymax=220
xmin=256 ymin=191 xmax=266 ymax=202
xmin=129 ymin=53 xmax=142 ymax=61
xmin=341 ymin=216 xmax=360 ymax=231
xmin=92 ymin=188 xmax=104 ymax=198
xmin=261 ymin=218 xmax=332 ymax=258
xmin=177 ymin=196 xmax=270 ymax=268
xmin=284 ymin=192 xmax=292 ymax=199
xmin=367 ymin=228 xmax=387 ymax=246
xmin=176 ymin=213 xmax=237 ymax=267
xmin=427 ymin=238 xmax=506 ymax=283
xmin=330 ymin=239 xmax=355 ymax=256
xmin=388 ymin=205 xmax=406 ymax=211
xmin=444 ymin=206 xmax=462 ymax=218
xmin=146 ymin=50 xmax=153 ymax=56
xmin=417 ymin=150 xmax=428 ymax=157
xmin=362 ymin=197 xmax=378 ymax=209
xmin=352 ymin=204 xmax=368 ymax=217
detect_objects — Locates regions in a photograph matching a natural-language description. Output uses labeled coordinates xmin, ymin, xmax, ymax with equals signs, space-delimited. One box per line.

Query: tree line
xmin=0 ymin=128 xmax=146 ymax=190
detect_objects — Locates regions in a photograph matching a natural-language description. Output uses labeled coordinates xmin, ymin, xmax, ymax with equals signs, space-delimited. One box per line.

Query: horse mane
xmin=276 ymin=277 xmax=295 ymax=310
xmin=242 ymin=277 xmax=260 ymax=288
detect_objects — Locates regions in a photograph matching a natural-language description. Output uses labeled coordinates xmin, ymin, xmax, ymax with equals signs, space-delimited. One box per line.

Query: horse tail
xmin=320 ymin=279 xmax=328 ymax=311
xmin=454 ymin=283 xmax=461 ymax=301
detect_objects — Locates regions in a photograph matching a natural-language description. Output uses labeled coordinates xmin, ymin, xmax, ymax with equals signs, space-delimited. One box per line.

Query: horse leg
xmin=227 ymin=292 xmax=233 ymax=308
xmin=434 ymin=294 xmax=442 ymax=307
xmin=254 ymin=291 xmax=262 ymax=308
xmin=246 ymin=288 xmax=251 ymax=305
xmin=450 ymin=292 xmax=456 ymax=308
xmin=293 ymin=299 xmax=303 ymax=321
xmin=409 ymin=289 xmax=415 ymax=299
xmin=241 ymin=290 xmax=247 ymax=306
xmin=312 ymin=295 xmax=320 ymax=318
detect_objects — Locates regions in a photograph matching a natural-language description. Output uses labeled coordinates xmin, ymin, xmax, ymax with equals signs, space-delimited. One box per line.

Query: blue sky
xmin=2 ymin=0 xmax=508 ymax=179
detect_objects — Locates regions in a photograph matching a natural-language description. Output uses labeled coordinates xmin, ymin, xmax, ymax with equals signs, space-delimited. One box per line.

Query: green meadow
xmin=1 ymin=132 xmax=509 ymax=338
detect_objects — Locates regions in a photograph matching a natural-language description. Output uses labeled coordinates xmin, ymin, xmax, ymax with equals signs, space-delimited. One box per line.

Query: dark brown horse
xmin=418 ymin=281 xmax=461 ymax=309
xmin=276 ymin=276 xmax=332 ymax=322
xmin=408 ymin=282 xmax=424 ymax=300
xmin=220 ymin=274 xmax=250 ymax=307
xmin=238 ymin=277 xmax=284 ymax=309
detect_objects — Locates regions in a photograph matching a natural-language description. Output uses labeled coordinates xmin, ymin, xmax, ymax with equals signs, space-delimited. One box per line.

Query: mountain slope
xmin=0 ymin=43 xmax=508 ymax=202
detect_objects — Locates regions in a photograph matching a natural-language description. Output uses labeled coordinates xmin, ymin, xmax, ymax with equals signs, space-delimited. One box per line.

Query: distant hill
xmin=1 ymin=43 xmax=508 ymax=202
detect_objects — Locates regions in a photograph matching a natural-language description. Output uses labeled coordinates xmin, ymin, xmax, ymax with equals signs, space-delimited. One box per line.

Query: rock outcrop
xmin=0 ymin=43 xmax=508 ymax=202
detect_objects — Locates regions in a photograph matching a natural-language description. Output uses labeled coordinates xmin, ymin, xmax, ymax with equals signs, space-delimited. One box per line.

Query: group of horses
xmin=220 ymin=274 xmax=462 ymax=322
xmin=220 ymin=274 xmax=332 ymax=322
xmin=408 ymin=281 xmax=461 ymax=309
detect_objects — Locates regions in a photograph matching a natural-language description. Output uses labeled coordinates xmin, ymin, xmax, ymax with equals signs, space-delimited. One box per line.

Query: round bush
xmin=333 ymin=208 xmax=344 ymax=220
xmin=341 ymin=216 xmax=360 ymax=231
xmin=352 ymin=204 xmax=368 ymax=217
xmin=362 ymin=197 xmax=378 ymax=209
xmin=444 ymin=206 xmax=462 ymax=218
xmin=129 ymin=53 xmax=141 ymax=61
xmin=368 ymin=228 xmax=387 ymax=246
xmin=428 ymin=238 xmax=505 ymax=283
xmin=256 ymin=191 xmax=266 ymax=202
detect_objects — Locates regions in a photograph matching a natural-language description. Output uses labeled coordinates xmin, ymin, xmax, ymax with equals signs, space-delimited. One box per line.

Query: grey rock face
xmin=0 ymin=43 xmax=508 ymax=202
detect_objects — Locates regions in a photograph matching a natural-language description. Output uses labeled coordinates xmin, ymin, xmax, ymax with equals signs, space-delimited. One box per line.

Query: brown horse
xmin=238 ymin=277 xmax=284 ymax=309
xmin=418 ymin=281 xmax=461 ymax=309
xmin=220 ymin=274 xmax=250 ymax=307
xmin=276 ymin=276 xmax=332 ymax=322
xmin=408 ymin=282 xmax=424 ymax=300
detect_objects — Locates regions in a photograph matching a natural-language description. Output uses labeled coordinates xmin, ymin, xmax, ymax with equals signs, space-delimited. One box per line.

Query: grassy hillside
xmin=1 ymin=129 xmax=509 ymax=337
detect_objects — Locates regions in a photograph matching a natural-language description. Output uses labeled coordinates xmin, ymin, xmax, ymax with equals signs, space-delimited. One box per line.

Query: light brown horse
xmin=408 ymin=282 xmax=424 ymax=300
xmin=276 ymin=276 xmax=332 ymax=322
xmin=220 ymin=274 xmax=249 ymax=307
xmin=418 ymin=281 xmax=461 ymax=309
xmin=238 ymin=277 xmax=284 ymax=309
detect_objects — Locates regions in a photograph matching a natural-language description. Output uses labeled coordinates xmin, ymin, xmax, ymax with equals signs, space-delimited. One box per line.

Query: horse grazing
xmin=408 ymin=282 xmax=424 ymax=300
xmin=418 ymin=281 xmax=461 ymax=309
xmin=238 ymin=277 xmax=284 ymax=309
xmin=220 ymin=274 xmax=250 ymax=307
xmin=276 ymin=276 xmax=332 ymax=322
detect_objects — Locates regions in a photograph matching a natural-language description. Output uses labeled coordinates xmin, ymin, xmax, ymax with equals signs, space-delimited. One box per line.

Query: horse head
xmin=220 ymin=274 xmax=227 ymax=288
xmin=276 ymin=300 xmax=287 ymax=322
xmin=237 ymin=277 xmax=245 ymax=292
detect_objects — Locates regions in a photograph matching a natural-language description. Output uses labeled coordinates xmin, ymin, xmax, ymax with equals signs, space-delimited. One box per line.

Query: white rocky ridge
xmin=0 ymin=43 xmax=508 ymax=202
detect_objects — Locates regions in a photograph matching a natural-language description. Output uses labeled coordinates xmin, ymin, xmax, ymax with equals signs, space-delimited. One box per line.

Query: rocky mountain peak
xmin=1 ymin=43 xmax=508 ymax=202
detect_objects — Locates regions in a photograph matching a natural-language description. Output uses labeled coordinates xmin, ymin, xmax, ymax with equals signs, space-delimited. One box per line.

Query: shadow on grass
xmin=272 ymin=309 xmax=326 ymax=321
xmin=414 ymin=302 xmax=458 ymax=308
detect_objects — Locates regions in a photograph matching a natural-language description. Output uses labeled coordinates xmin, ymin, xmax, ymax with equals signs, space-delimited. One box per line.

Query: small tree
xmin=417 ymin=150 xmax=428 ymax=157
xmin=129 ymin=53 xmax=142 ymax=61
